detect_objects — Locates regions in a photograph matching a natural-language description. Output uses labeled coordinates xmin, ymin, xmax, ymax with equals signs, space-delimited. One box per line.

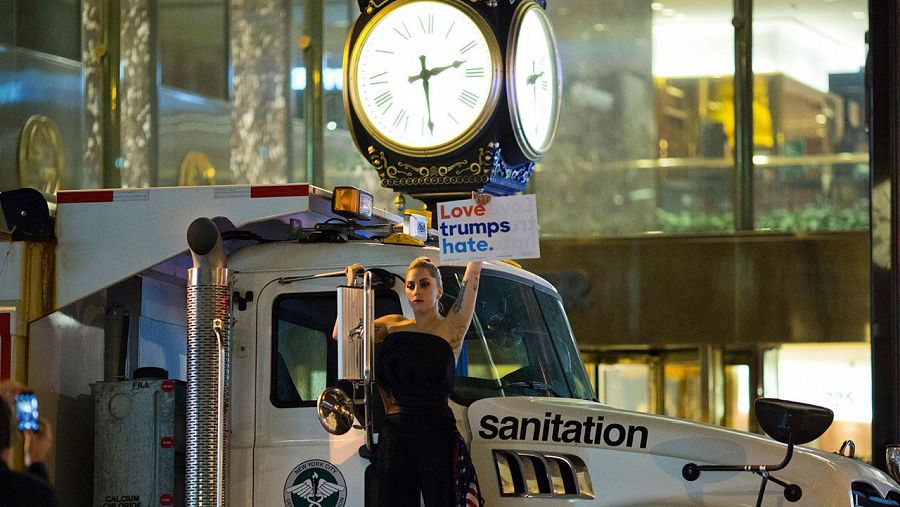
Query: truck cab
xmin=3 ymin=183 xmax=900 ymax=506
xmin=231 ymin=240 xmax=594 ymax=505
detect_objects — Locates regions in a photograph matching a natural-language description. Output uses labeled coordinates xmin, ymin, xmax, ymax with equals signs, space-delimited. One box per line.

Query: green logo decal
xmin=283 ymin=459 xmax=348 ymax=507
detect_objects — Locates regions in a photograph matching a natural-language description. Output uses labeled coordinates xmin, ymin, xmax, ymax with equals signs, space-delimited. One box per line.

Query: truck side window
xmin=272 ymin=289 xmax=402 ymax=408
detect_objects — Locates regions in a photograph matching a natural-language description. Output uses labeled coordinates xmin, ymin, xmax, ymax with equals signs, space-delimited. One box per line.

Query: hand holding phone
xmin=24 ymin=418 xmax=52 ymax=466
xmin=16 ymin=391 xmax=39 ymax=432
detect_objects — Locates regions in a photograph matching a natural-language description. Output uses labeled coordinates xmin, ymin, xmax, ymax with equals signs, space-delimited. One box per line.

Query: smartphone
xmin=15 ymin=391 xmax=39 ymax=432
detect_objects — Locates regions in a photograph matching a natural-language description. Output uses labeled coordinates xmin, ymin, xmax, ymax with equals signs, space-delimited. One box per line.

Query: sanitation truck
xmin=1 ymin=183 xmax=899 ymax=506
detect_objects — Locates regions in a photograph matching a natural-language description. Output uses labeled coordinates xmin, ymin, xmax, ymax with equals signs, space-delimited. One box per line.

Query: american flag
xmin=464 ymin=481 xmax=481 ymax=507
xmin=454 ymin=433 xmax=484 ymax=507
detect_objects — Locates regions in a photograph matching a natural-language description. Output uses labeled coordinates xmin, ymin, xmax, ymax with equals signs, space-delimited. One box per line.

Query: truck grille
xmin=851 ymin=481 xmax=900 ymax=506
xmin=492 ymin=450 xmax=594 ymax=499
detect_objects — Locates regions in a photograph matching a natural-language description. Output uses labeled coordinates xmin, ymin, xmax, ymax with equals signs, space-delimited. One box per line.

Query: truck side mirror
xmin=755 ymin=398 xmax=834 ymax=445
xmin=317 ymin=387 xmax=355 ymax=435
xmin=316 ymin=272 xmax=376 ymax=451
xmin=0 ymin=187 xmax=53 ymax=240
xmin=683 ymin=398 xmax=834 ymax=505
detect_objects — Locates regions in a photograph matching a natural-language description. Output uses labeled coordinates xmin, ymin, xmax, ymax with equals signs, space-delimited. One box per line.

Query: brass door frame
xmin=584 ymin=345 xmax=766 ymax=431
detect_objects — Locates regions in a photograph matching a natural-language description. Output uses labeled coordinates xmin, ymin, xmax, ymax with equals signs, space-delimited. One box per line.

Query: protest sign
xmin=436 ymin=194 xmax=540 ymax=263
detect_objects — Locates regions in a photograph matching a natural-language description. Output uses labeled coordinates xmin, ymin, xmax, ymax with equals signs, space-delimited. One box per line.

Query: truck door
xmin=254 ymin=274 xmax=402 ymax=506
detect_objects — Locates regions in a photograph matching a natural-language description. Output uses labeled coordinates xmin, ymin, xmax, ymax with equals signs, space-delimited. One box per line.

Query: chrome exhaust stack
xmin=186 ymin=218 xmax=231 ymax=507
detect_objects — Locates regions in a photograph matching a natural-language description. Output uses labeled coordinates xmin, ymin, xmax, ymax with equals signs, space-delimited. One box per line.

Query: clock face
xmin=508 ymin=1 xmax=561 ymax=160
xmin=348 ymin=0 xmax=501 ymax=156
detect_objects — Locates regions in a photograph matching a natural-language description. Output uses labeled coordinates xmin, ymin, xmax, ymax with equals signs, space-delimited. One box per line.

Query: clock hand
xmin=526 ymin=71 xmax=545 ymax=86
xmin=428 ymin=60 xmax=465 ymax=77
xmin=423 ymin=78 xmax=434 ymax=134
xmin=406 ymin=56 xmax=465 ymax=134
xmin=528 ymin=62 xmax=542 ymax=135
xmin=408 ymin=55 xmax=435 ymax=134
xmin=408 ymin=55 xmax=429 ymax=83
xmin=408 ymin=59 xmax=465 ymax=81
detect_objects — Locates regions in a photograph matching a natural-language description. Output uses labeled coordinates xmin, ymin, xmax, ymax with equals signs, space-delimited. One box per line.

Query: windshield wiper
xmin=500 ymin=381 xmax=560 ymax=397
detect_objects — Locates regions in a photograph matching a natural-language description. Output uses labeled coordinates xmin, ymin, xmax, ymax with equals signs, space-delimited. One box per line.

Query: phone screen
xmin=15 ymin=392 xmax=39 ymax=432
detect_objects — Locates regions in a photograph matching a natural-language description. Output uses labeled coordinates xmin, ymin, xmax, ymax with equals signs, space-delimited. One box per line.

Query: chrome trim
xmin=188 ymin=267 xmax=230 ymax=287
xmin=492 ymin=450 xmax=595 ymax=499
xmin=886 ymin=445 xmax=900 ymax=484
xmin=840 ymin=439 xmax=857 ymax=458
xmin=518 ymin=455 xmax=541 ymax=495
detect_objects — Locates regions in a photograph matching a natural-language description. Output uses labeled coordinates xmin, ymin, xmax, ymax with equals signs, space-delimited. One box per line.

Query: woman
xmin=343 ymin=195 xmax=488 ymax=507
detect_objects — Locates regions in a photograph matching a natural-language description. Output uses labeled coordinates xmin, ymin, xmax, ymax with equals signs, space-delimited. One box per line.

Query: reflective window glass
xmin=158 ymin=0 xmax=231 ymax=186
xmin=290 ymin=0 xmax=396 ymax=204
xmin=537 ymin=0 xmax=734 ymax=234
xmin=597 ymin=362 xmax=652 ymax=412
xmin=752 ymin=1 xmax=868 ymax=231
xmin=775 ymin=343 xmax=872 ymax=460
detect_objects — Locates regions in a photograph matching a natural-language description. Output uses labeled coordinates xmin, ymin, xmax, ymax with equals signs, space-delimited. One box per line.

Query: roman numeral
xmin=458 ymin=90 xmax=478 ymax=108
xmin=369 ymin=71 xmax=388 ymax=85
xmin=394 ymin=22 xmax=411 ymax=40
xmin=541 ymin=79 xmax=549 ymax=90
xmin=447 ymin=112 xmax=459 ymax=124
xmin=459 ymin=40 xmax=477 ymax=54
xmin=375 ymin=49 xmax=394 ymax=54
xmin=374 ymin=91 xmax=392 ymax=108
xmin=419 ymin=14 xmax=433 ymax=34
xmin=465 ymin=67 xmax=484 ymax=78
xmin=393 ymin=109 xmax=407 ymax=128
xmin=445 ymin=21 xmax=457 ymax=39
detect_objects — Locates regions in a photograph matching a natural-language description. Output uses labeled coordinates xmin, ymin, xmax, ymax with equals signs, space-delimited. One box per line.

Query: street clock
xmin=345 ymin=0 xmax=561 ymax=197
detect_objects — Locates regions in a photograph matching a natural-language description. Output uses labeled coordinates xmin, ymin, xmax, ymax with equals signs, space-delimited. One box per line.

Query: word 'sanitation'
xmin=478 ymin=412 xmax=649 ymax=448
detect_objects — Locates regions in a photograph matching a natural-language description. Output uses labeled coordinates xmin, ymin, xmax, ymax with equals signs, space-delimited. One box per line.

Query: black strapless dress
xmin=375 ymin=331 xmax=477 ymax=507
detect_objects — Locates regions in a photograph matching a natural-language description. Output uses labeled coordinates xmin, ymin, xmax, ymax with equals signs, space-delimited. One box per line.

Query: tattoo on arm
xmin=450 ymin=280 xmax=468 ymax=314
xmin=450 ymin=276 xmax=479 ymax=315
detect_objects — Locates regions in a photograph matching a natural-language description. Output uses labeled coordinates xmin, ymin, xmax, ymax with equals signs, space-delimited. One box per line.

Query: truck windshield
xmin=439 ymin=268 xmax=596 ymax=404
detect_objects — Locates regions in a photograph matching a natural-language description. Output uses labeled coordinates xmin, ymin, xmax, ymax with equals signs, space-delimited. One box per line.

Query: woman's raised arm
xmin=444 ymin=191 xmax=492 ymax=353
xmin=445 ymin=260 xmax=483 ymax=353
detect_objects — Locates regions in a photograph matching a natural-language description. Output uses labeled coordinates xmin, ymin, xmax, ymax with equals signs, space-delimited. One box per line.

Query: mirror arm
xmin=682 ymin=435 xmax=801 ymax=504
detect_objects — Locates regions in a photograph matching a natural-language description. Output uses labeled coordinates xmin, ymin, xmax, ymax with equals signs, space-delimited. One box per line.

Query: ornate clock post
xmin=344 ymin=0 xmax=561 ymax=206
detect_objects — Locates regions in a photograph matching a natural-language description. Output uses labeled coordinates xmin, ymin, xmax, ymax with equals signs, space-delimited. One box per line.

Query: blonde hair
xmin=407 ymin=256 xmax=442 ymax=288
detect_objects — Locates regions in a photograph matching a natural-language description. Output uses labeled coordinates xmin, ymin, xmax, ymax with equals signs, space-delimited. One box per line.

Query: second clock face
xmin=349 ymin=0 xmax=500 ymax=155
xmin=508 ymin=2 xmax=561 ymax=160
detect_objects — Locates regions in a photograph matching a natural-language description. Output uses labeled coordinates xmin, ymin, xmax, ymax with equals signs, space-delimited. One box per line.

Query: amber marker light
xmin=332 ymin=186 xmax=374 ymax=220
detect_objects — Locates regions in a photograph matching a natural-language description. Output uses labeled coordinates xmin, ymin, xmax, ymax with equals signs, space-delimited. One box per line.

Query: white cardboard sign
xmin=437 ymin=194 xmax=540 ymax=263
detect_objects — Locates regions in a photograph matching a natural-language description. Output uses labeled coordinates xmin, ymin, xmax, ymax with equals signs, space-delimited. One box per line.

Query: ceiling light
xmin=651 ymin=2 xmax=664 ymax=11
xmin=852 ymin=11 xmax=866 ymax=19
